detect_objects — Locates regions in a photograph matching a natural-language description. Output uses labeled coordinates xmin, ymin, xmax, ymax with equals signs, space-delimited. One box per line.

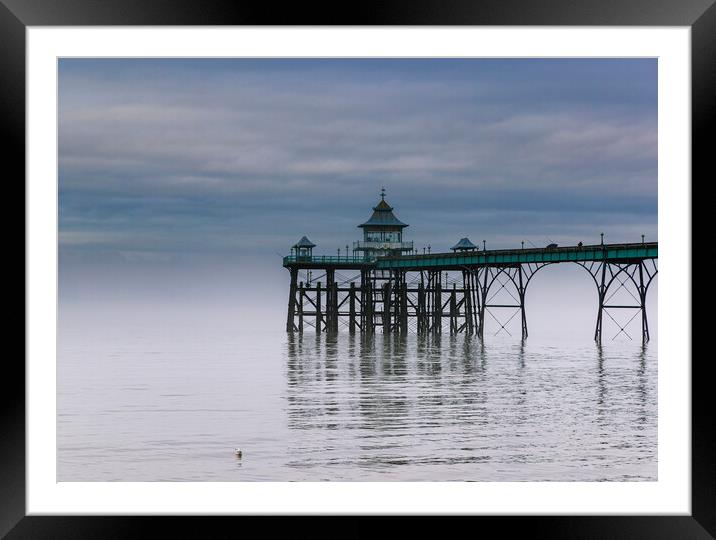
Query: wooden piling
xmin=331 ymin=281 xmax=338 ymax=332
xmin=434 ymin=273 xmax=442 ymax=334
xmin=326 ymin=270 xmax=335 ymax=333
xmin=417 ymin=281 xmax=426 ymax=333
xmin=463 ymin=270 xmax=473 ymax=333
xmin=400 ymin=281 xmax=408 ymax=333
xmin=315 ymin=281 xmax=322 ymax=333
xmin=298 ymin=281 xmax=304 ymax=332
xmin=286 ymin=268 xmax=298 ymax=332
xmin=383 ymin=281 xmax=392 ymax=333
xmin=349 ymin=282 xmax=356 ymax=333
xmin=450 ymin=283 xmax=457 ymax=334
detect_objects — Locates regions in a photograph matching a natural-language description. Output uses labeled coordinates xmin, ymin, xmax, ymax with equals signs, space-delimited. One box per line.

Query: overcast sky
xmin=58 ymin=58 xmax=657 ymax=306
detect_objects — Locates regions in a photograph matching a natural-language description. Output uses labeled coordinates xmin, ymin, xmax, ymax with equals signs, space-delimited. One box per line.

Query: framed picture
xmin=7 ymin=0 xmax=708 ymax=536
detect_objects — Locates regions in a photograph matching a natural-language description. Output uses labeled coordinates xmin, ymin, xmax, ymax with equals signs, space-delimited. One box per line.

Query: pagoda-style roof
xmin=358 ymin=195 xmax=408 ymax=229
xmin=293 ymin=235 xmax=316 ymax=249
xmin=451 ymin=237 xmax=477 ymax=251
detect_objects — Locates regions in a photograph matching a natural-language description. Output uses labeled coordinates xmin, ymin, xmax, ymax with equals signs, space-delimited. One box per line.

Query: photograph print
xmin=58 ymin=58 xmax=658 ymax=482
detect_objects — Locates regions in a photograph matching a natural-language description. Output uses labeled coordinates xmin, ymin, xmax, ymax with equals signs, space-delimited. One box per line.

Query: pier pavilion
xmin=353 ymin=188 xmax=413 ymax=259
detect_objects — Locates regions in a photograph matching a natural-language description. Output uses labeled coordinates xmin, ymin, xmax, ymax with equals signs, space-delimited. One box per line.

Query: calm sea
xmin=58 ymin=313 xmax=657 ymax=482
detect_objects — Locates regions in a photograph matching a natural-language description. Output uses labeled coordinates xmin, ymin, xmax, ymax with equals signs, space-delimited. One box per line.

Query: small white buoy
xmin=234 ymin=448 xmax=243 ymax=458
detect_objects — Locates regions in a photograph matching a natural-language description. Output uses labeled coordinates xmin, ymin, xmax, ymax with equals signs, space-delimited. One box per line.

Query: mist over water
xmin=58 ymin=272 xmax=657 ymax=481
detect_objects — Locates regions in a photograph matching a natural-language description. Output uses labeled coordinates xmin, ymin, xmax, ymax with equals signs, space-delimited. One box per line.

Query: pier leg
xmin=391 ymin=271 xmax=405 ymax=334
xmin=349 ymin=282 xmax=356 ymax=333
xmin=463 ymin=270 xmax=473 ymax=334
xmin=298 ymin=281 xmax=304 ymax=332
xmin=332 ymin=281 xmax=339 ymax=332
xmin=434 ymin=274 xmax=442 ymax=334
xmin=479 ymin=267 xmax=488 ymax=339
xmin=368 ymin=281 xmax=374 ymax=334
xmin=316 ymin=281 xmax=322 ymax=333
xmin=383 ymin=281 xmax=392 ymax=334
xmin=363 ymin=271 xmax=374 ymax=335
xmin=518 ymin=265 xmax=528 ymax=340
xmin=450 ymin=283 xmax=457 ymax=334
xmin=360 ymin=271 xmax=368 ymax=333
xmin=471 ymin=269 xmax=480 ymax=336
xmin=428 ymin=271 xmax=434 ymax=333
xmin=639 ymin=262 xmax=650 ymax=343
xmin=391 ymin=271 xmax=400 ymax=332
xmin=427 ymin=271 xmax=434 ymax=333
xmin=417 ymin=281 xmax=426 ymax=334
xmin=326 ymin=270 xmax=336 ymax=333
xmin=400 ymin=279 xmax=408 ymax=334
xmin=286 ymin=268 xmax=298 ymax=332
xmin=595 ymin=263 xmax=606 ymax=343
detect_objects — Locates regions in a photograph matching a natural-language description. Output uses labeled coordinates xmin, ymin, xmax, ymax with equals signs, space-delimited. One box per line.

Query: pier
xmin=283 ymin=192 xmax=657 ymax=343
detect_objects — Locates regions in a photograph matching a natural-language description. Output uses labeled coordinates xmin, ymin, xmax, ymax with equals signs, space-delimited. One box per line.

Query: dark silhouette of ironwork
xmin=283 ymin=193 xmax=656 ymax=343
xmin=284 ymin=242 xmax=657 ymax=344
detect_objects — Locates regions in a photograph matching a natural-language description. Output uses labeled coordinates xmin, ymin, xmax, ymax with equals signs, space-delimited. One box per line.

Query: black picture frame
xmin=5 ymin=0 xmax=709 ymax=537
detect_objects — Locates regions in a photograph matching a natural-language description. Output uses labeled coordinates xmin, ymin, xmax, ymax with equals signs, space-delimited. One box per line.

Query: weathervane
xmin=380 ymin=186 xmax=386 ymax=200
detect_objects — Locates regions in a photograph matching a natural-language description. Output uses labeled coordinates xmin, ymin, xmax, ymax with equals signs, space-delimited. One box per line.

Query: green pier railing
xmin=282 ymin=255 xmax=377 ymax=266
xmin=283 ymin=242 xmax=657 ymax=269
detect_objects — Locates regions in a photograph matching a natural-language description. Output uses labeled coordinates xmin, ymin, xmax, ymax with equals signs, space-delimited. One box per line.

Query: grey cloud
xmin=59 ymin=59 xmax=657 ymax=265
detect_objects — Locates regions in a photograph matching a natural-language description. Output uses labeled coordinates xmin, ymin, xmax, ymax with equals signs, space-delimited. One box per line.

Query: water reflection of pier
xmin=283 ymin=333 xmax=655 ymax=479
xmin=285 ymin=332 xmax=489 ymax=435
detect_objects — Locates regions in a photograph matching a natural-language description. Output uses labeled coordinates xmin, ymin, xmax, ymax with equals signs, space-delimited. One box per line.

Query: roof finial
xmin=380 ymin=186 xmax=386 ymax=200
